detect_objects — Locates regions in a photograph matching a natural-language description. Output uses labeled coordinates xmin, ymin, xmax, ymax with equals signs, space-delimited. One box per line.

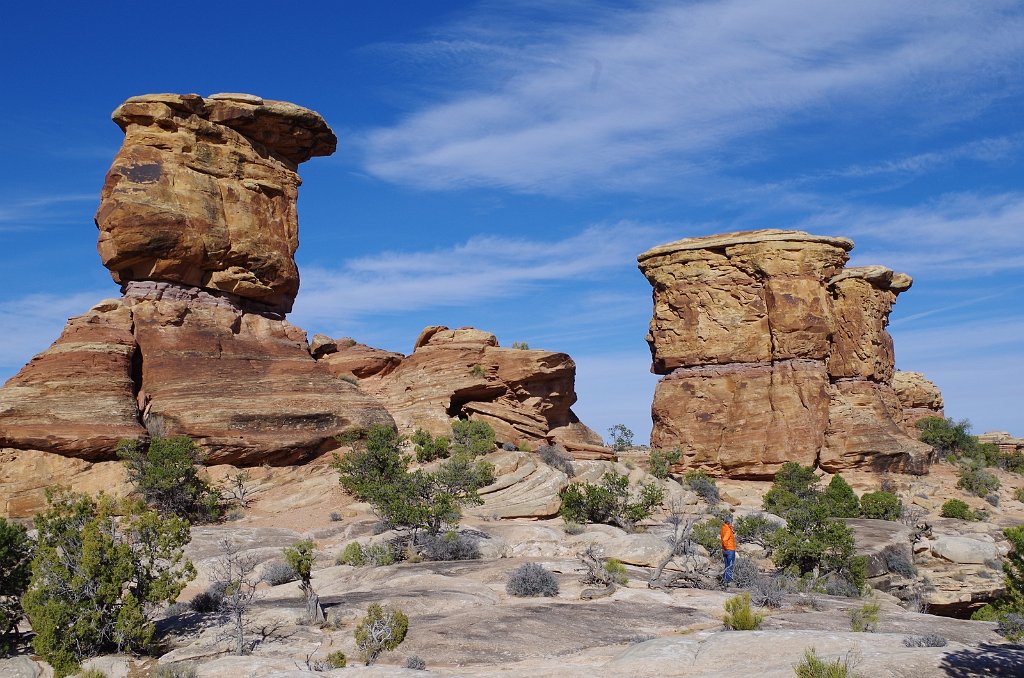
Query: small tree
xmin=450 ymin=419 xmax=496 ymax=457
xmin=23 ymin=491 xmax=195 ymax=677
xmin=762 ymin=462 xmax=820 ymax=517
xmin=648 ymin=448 xmax=681 ymax=479
xmin=860 ymin=491 xmax=901 ymax=520
xmin=284 ymin=539 xmax=324 ymax=624
xmin=354 ymin=604 xmax=408 ymax=665
xmin=607 ymin=424 xmax=634 ymax=452
xmin=410 ymin=428 xmax=450 ymax=462
xmin=821 ymin=475 xmax=860 ymax=518
xmin=0 ymin=517 xmax=32 ymax=656
xmin=211 ymin=539 xmax=262 ymax=656
xmin=117 ymin=436 xmax=221 ymax=522
xmin=940 ymin=499 xmax=979 ymax=521
xmin=559 ymin=472 xmax=663 ymax=530
xmin=916 ymin=416 xmax=976 ymax=458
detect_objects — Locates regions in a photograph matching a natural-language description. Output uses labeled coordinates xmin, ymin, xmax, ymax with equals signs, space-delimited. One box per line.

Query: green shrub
xmin=411 ymin=428 xmax=451 ymax=462
xmin=957 ymin=462 xmax=1000 ymax=498
xmin=794 ymin=648 xmax=859 ymax=677
xmin=154 ymin=662 xmax=198 ymax=678
xmin=722 ymin=592 xmax=763 ymax=630
xmin=510 ymin=341 xmax=530 ymax=350
xmin=603 ymin=558 xmax=629 ymax=585
xmin=405 ymin=655 xmax=426 ymax=670
xmin=768 ymin=500 xmax=866 ymax=593
xmin=338 ymin=542 xmax=396 ymax=567
xmin=940 ymin=498 xmax=979 ymax=521
xmin=23 ymin=490 xmax=195 ymax=678
xmin=0 ymin=517 xmax=32 ymax=657
xmin=684 ymin=470 xmax=720 ymax=503
xmin=558 ymin=472 xmax=663 ymax=530
xmin=735 ymin=514 xmax=783 ymax=553
xmin=916 ymin=416 xmax=976 ymax=458
xmin=324 ymin=650 xmax=347 ymax=668
xmin=339 ymin=542 xmax=367 ymax=566
xmin=692 ymin=517 xmax=725 ymax=556
xmin=850 ymin=602 xmax=880 ymax=632
xmin=538 ymin=444 xmax=575 ymax=477
xmin=860 ymin=491 xmax=901 ymax=521
xmin=333 ymin=424 xmax=494 ymax=535
xmin=762 ymin=462 xmax=820 ymax=517
xmin=416 ymin=531 xmax=479 ymax=561
xmin=117 ymin=435 xmax=222 ymax=522
xmin=354 ymin=603 xmax=409 ymax=665
xmin=468 ymin=363 xmax=486 ymax=377
xmin=79 ymin=670 xmax=108 ymax=678
xmin=821 ymin=475 xmax=860 ymax=519
xmin=607 ymin=424 xmax=634 ymax=452
xmin=1015 ymin=488 xmax=1024 ymax=503
xmin=451 ymin=419 xmax=496 ymax=457
xmin=648 ymin=448 xmax=681 ymax=479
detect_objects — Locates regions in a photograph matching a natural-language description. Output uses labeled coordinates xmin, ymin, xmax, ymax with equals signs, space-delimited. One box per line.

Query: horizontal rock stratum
xmin=639 ymin=229 xmax=934 ymax=478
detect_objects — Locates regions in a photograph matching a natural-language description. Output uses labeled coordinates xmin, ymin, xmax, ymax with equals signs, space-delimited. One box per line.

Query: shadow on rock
xmin=939 ymin=642 xmax=1024 ymax=677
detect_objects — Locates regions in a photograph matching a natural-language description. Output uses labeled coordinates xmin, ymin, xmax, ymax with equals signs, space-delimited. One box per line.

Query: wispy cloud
xmin=362 ymin=0 xmax=1024 ymax=193
xmin=290 ymin=222 xmax=669 ymax=327
xmin=802 ymin=191 xmax=1024 ymax=276
xmin=0 ymin=291 xmax=111 ymax=376
xmin=0 ymin=193 xmax=97 ymax=230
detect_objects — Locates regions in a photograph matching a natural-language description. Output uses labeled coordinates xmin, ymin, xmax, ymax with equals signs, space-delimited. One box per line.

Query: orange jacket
xmin=720 ymin=522 xmax=736 ymax=551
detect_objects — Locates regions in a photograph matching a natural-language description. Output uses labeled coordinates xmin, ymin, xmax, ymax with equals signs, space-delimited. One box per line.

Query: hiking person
xmin=720 ymin=514 xmax=736 ymax=587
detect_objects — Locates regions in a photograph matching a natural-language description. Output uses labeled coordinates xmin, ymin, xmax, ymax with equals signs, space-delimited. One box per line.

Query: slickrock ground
xmin=5 ymin=450 xmax=1021 ymax=678
xmin=638 ymin=230 xmax=933 ymax=478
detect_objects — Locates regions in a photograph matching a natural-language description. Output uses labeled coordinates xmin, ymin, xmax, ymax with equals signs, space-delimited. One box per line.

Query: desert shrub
xmin=1015 ymin=488 xmax=1024 ymax=503
xmin=339 ymin=542 xmax=367 ymax=566
xmin=366 ymin=543 xmax=397 ymax=566
xmin=411 ymin=428 xmax=450 ymax=462
xmin=691 ymin=517 xmax=725 ymax=556
xmin=324 ymin=650 xmax=347 ymax=669
xmin=538 ymin=444 xmax=575 ymax=477
xmin=558 ymin=472 xmax=663 ymax=530
xmin=768 ymin=498 xmax=866 ymax=593
xmin=0 ymin=517 xmax=32 ymax=657
xmin=648 ymin=448 xmax=681 ymax=479
xmin=355 ymin=604 xmax=408 ymax=665
xmin=329 ymin=511 xmax=342 ymax=522
xmin=451 ymin=419 xmax=496 ymax=457
xmin=903 ymin=634 xmax=947 ymax=647
xmin=750 ymin=575 xmax=785 ymax=608
xmin=762 ymin=462 xmax=820 ymax=517
xmin=986 ymin=493 xmax=1000 ymax=507
xmin=850 ymin=602 xmax=880 ymax=632
xmin=510 ymin=341 xmax=530 ymax=350
xmin=957 ymin=462 xmax=1000 ymax=498
xmin=794 ymin=648 xmax=858 ymax=678
xmin=722 ymin=592 xmax=763 ymax=630
xmin=604 ymin=558 xmax=629 ymax=585
xmin=563 ymin=520 xmax=585 ymax=535
xmin=189 ymin=584 xmax=224 ymax=614
xmin=732 ymin=556 xmax=759 ymax=588
xmin=735 ymin=514 xmax=783 ymax=553
xmin=607 ymin=424 xmax=634 ymax=451
xmin=823 ymin=576 xmax=861 ymax=598
xmin=821 ymin=475 xmax=860 ymax=519
xmin=684 ymin=470 xmax=720 ymax=503
xmin=80 ymin=670 xmax=108 ymax=678
xmin=23 ymin=490 xmax=195 ymax=678
xmin=154 ymin=662 xmax=198 ymax=678
xmin=940 ymin=498 xmax=978 ymax=521
xmin=333 ymin=424 xmax=495 ymax=535
xmin=860 ymin=491 xmax=901 ymax=521
xmin=997 ymin=612 xmax=1024 ymax=642
xmin=882 ymin=545 xmax=916 ymax=578
xmin=261 ymin=561 xmax=298 ymax=586
xmin=468 ymin=363 xmax=486 ymax=377
xmin=117 ymin=435 xmax=222 ymax=522
xmin=916 ymin=416 xmax=976 ymax=458
xmin=506 ymin=563 xmax=560 ymax=597
xmin=405 ymin=654 xmax=427 ymax=670
xmin=417 ymin=531 xmax=480 ymax=561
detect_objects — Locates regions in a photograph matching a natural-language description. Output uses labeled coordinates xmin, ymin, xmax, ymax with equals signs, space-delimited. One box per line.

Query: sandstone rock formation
xmin=639 ymin=229 xmax=932 ymax=477
xmin=977 ymin=430 xmax=1024 ymax=456
xmin=316 ymin=326 xmax=611 ymax=460
xmin=892 ymin=370 xmax=945 ymax=436
xmin=95 ymin=93 xmax=336 ymax=315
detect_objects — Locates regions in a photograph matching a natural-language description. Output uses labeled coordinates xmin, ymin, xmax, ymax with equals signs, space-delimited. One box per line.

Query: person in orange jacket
xmin=720 ymin=513 xmax=736 ymax=587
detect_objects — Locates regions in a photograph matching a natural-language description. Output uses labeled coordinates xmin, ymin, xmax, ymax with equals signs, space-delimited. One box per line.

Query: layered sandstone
xmin=639 ymin=229 xmax=932 ymax=477
xmin=892 ymin=371 xmax=945 ymax=436
xmin=977 ymin=431 xmax=1024 ymax=456
xmin=95 ymin=93 xmax=336 ymax=314
xmin=320 ymin=326 xmax=610 ymax=460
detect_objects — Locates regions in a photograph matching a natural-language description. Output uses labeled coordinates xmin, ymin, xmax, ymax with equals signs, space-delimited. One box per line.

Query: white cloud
xmin=0 ymin=193 xmax=97 ymax=230
xmin=363 ymin=0 xmax=1024 ymax=193
xmin=290 ymin=222 xmax=669 ymax=328
xmin=802 ymin=191 xmax=1024 ymax=276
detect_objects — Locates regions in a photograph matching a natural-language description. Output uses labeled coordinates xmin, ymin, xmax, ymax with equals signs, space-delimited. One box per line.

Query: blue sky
xmin=1 ymin=0 xmax=1022 ymax=443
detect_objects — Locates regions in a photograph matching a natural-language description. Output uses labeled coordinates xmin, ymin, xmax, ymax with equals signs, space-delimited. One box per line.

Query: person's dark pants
xmin=723 ymin=549 xmax=736 ymax=584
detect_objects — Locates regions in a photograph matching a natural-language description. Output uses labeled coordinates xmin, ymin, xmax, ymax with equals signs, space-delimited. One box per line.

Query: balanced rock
xmin=95 ymin=93 xmax=336 ymax=314
xmin=893 ymin=371 xmax=945 ymax=436
xmin=329 ymin=326 xmax=610 ymax=459
xmin=639 ymin=229 xmax=932 ymax=477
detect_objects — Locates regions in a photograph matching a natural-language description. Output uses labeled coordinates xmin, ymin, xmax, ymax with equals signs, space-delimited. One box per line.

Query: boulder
xmin=892 ymin=372 xmax=945 ymax=437
xmin=930 ymin=536 xmax=999 ymax=565
xmin=95 ymin=93 xmax=336 ymax=314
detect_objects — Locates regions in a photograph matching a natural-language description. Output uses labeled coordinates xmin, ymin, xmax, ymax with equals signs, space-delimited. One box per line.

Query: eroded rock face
xmin=639 ymin=229 xmax=931 ymax=477
xmin=95 ymin=93 xmax=336 ymax=314
xmin=328 ymin=326 xmax=610 ymax=459
xmin=893 ymin=371 xmax=945 ymax=436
